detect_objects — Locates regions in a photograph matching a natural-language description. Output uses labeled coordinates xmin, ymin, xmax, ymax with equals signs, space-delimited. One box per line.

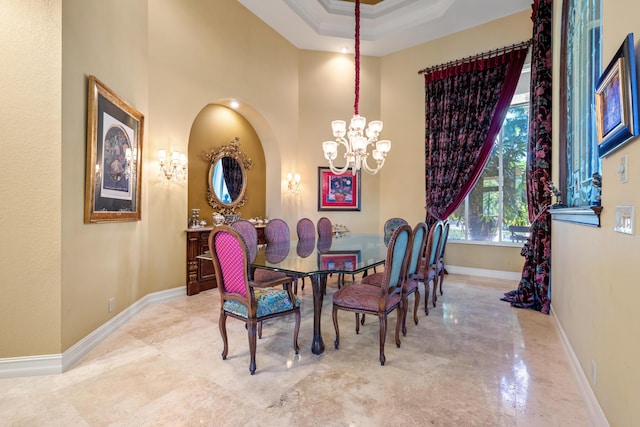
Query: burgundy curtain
xmin=222 ymin=157 xmax=243 ymax=201
xmin=502 ymin=0 xmax=553 ymax=314
xmin=424 ymin=46 xmax=528 ymax=227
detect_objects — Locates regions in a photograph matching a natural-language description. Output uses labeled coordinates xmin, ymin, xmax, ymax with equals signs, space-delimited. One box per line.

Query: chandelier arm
xmin=361 ymin=155 xmax=385 ymax=175
xmin=328 ymin=159 xmax=351 ymax=175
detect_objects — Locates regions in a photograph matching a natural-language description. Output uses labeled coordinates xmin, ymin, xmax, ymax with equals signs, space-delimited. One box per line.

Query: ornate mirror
xmin=206 ymin=137 xmax=253 ymax=215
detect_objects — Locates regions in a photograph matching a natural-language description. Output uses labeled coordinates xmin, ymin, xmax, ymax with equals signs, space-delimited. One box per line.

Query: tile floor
xmin=1 ymin=274 xmax=597 ymax=426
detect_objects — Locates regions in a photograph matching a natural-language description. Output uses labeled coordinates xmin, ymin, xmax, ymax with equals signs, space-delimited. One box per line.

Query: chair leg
xmin=258 ymin=321 xmax=263 ymax=339
xmin=395 ymin=306 xmax=402 ymax=348
xmin=439 ymin=271 xmax=444 ymax=295
xmin=401 ymin=295 xmax=408 ymax=336
xmin=247 ymin=318 xmax=258 ymax=375
xmin=413 ymin=289 xmax=420 ymax=325
xmin=355 ymin=313 xmax=360 ymax=334
xmin=332 ymin=307 xmax=340 ymax=349
xmin=378 ymin=315 xmax=387 ymax=366
xmin=424 ymin=281 xmax=430 ymax=315
xmin=219 ymin=311 xmax=229 ymax=360
xmin=301 ymin=276 xmax=305 ymax=291
xmin=293 ymin=309 xmax=300 ymax=353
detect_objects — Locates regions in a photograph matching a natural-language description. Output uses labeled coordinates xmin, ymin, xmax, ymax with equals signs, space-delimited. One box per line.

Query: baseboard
xmin=446 ymin=265 xmax=521 ymax=281
xmin=0 ymin=286 xmax=185 ymax=379
xmin=550 ymin=305 xmax=610 ymax=427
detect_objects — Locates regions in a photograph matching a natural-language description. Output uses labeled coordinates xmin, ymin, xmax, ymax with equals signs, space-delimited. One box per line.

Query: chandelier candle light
xmin=322 ymin=0 xmax=391 ymax=175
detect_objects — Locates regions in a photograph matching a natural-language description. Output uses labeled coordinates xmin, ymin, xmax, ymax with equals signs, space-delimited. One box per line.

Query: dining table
xmin=201 ymin=233 xmax=388 ymax=355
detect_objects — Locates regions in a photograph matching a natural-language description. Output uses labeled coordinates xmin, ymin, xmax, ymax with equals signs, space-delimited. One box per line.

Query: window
xmin=449 ymin=64 xmax=531 ymax=243
xmin=450 ymin=102 xmax=530 ymax=243
xmin=560 ymin=0 xmax=602 ymax=206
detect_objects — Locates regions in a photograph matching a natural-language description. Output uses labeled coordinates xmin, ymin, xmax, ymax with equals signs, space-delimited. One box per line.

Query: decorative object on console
xmin=596 ymin=33 xmax=639 ymax=158
xmin=287 ymin=172 xmax=301 ymax=194
xmin=189 ymin=208 xmax=201 ymax=228
xmin=84 ymin=75 xmax=143 ymax=223
xmin=213 ymin=212 xmax=225 ymax=226
xmin=158 ymin=149 xmax=187 ymax=182
xmin=206 ymin=137 xmax=253 ymax=216
xmin=321 ymin=0 xmax=391 ymax=176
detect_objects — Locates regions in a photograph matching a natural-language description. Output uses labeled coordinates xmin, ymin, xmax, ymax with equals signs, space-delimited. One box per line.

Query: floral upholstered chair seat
xmin=224 ymin=287 xmax=301 ymax=318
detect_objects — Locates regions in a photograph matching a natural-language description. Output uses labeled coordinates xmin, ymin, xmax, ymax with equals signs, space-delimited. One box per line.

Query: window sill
xmin=549 ymin=205 xmax=602 ymax=227
xmin=448 ymin=239 xmax=524 ymax=248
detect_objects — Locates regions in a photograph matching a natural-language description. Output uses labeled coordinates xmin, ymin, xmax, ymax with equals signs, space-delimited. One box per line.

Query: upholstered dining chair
xmin=207 ymin=226 xmax=300 ymax=375
xmin=434 ymin=219 xmax=451 ymax=304
xmin=295 ymin=218 xmax=316 ymax=292
xmin=232 ymin=219 xmax=293 ymax=337
xmin=360 ymin=222 xmax=427 ymax=336
xmin=296 ymin=218 xmax=316 ymax=240
xmin=262 ymin=218 xmax=305 ymax=294
xmin=317 ymin=217 xmax=333 ymax=239
xmin=383 ymin=217 xmax=409 ymax=246
xmin=420 ymin=220 xmax=444 ymax=311
xmin=331 ymin=224 xmax=412 ymax=366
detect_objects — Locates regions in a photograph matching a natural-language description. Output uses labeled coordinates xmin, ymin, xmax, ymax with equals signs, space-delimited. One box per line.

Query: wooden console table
xmin=185 ymin=224 xmax=267 ymax=295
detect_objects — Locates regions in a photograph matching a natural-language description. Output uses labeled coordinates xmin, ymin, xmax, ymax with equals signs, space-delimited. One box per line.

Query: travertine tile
xmin=0 ymin=274 xmax=595 ymax=426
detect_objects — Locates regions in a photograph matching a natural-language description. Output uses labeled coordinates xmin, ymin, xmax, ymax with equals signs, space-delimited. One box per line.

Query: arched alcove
xmin=187 ymin=104 xmax=267 ymax=222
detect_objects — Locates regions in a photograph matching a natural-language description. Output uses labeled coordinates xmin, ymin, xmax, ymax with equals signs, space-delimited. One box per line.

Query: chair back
xmin=208 ymin=226 xmax=250 ymax=299
xmin=427 ymin=221 xmax=444 ymax=269
xmin=296 ymin=237 xmax=315 ymax=258
xmin=264 ymin=218 xmax=290 ymax=244
xmin=439 ymin=219 xmax=450 ymax=261
xmin=231 ymin=220 xmax=258 ymax=262
xmin=380 ymin=224 xmax=413 ymax=295
xmin=317 ymin=217 xmax=333 ymax=238
xmin=296 ymin=218 xmax=316 ymax=240
xmin=383 ymin=217 xmax=408 ymax=246
xmin=407 ymin=222 xmax=428 ymax=276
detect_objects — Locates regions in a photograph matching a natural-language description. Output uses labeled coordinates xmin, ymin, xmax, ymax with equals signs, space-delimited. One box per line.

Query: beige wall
xmin=550 ymin=0 xmax=640 ymax=425
xmin=297 ymin=50 xmax=382 ymax=232
xmin=0 ymin=0 xmax=62 ymax=356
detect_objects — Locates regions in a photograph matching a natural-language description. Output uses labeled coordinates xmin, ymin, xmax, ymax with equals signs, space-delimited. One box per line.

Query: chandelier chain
xmin=354 ymin=0 xmax=360 ymax=116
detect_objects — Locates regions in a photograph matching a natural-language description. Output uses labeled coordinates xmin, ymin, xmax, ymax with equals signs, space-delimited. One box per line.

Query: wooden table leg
xmin=310 ymin=273 xmax=327 ymax=355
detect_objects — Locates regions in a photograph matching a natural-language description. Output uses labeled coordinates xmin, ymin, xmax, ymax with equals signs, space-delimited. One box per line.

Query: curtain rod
xmin=417 ymin=39 xmax=532 ymax=75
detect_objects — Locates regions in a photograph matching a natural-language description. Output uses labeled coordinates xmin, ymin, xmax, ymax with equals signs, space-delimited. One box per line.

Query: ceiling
xmin=237 ymin=0 xmax=532 ymax=56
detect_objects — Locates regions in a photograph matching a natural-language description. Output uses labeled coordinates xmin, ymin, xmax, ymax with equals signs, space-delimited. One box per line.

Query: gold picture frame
xmin=85 ymin=76 xmax=144 ymax=223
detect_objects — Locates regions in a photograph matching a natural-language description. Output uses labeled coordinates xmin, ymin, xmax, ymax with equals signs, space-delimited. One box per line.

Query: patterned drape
xmin=222 ymin=157 xmax=243 ymax=201
xmin=424 ymin=47 xmax=528 ymax=227
xmin=502 ymin=0 xmax=553 ymax=314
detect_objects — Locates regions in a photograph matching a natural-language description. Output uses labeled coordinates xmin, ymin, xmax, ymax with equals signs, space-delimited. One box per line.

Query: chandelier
xmin=322 ymin=0 xmax=391 ymax=175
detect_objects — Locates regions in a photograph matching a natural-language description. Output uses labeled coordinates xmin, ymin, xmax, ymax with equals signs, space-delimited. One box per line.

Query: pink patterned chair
xmin=208 ymin=226 xmax=300 ymax=375
xmin=331 ymin=224 xmax=412 ymax=366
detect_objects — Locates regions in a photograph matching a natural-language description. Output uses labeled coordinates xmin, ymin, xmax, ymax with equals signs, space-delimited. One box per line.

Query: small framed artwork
xmin=317 ymin=167 xmax=361 ymax=211
xmin=85 ymin=76 xmax=144 ymax=223
xmin=595 ymin=33 xmax=639 ymax=158
xmin=318 ymin=251 xmax=361 ymax=272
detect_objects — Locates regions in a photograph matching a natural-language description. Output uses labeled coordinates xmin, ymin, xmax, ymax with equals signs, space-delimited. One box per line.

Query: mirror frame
xmin=205 ymin=137 xmax=253 ymax=215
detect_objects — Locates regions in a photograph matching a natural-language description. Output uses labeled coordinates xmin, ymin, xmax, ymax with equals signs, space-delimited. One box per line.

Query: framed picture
xmin=595 ymin=33 xmax=639 ymax=158
xmin=317 ymin=167 xmax=361 ymax=211
xmin=318 ymin=251 xmax=361 ymax=272
xmin=85 ymin=76 xmax=144 ymax=223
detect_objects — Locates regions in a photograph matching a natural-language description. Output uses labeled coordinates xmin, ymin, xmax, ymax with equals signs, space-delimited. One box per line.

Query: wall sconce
xmin=287 ymin=172 xmax=301 ymax=194
xmin=158 ymin=149 xmax=187 ymax=182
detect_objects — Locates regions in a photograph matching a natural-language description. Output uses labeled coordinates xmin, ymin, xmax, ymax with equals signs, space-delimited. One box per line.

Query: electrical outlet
xmin=618 ymin=155 xmax=629 ymax=183
xmin=108 ymin=297 xmax=115 ymax=313
xmin=615 ymin=206 xmax=635 ymax=235
xmin=591 ymin=360 xmax=597 ymax=385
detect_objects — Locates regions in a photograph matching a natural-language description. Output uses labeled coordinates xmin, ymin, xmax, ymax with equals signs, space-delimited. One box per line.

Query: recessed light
xmin=230 ymin=101 xmax=239 ymax=109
